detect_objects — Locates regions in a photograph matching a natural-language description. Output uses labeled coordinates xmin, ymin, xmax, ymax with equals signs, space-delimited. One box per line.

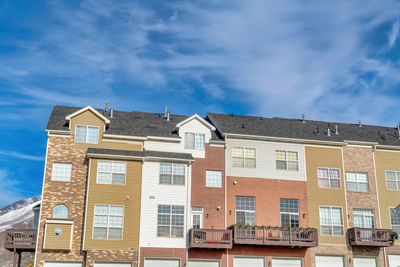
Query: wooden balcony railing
xmin=4 ymin=229 xmax=37 ymax=251
xmin=348 ymin=228 xmax=394 ymax=247
xmin=233 ymin=226 xmax=318 ymax=247
xmin=189 ymin=228 xmax=232 ymax=249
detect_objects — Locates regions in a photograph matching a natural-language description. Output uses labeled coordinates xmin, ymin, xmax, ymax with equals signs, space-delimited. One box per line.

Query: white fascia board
xmin=65 ymin=106 xmax=110 ymax=125
xmin=175 ymin=114 xmax=216 ymax=131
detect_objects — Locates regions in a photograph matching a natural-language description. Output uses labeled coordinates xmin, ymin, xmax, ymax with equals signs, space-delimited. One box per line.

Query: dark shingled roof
xmin=46 ymin=105 xmax=223 ymax=140
xmin=207 ymin=113 xmax=400 ymax=146
xmin=87 ymin=148 xmax=194 ymax=161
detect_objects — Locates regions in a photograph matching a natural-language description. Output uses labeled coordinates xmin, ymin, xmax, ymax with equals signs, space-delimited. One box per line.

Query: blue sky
xmin=1 ymin=0 xmax=400 ymax=207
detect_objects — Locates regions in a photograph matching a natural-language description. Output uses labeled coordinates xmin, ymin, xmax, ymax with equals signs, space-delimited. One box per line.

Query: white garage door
xmin=234 ymin=257 xmax=265 ymax=267
xmin=354 ymin=258 xmax=376 ymax=267
xmin=44 ymin=263 xmax=83 ymax=267
xmin=94 ymin=263 xmax=132 ymax=267
xmin=272 ymin=258 xmax=302 ymax=267
xmin=315 ymin=256 xmax=344 ymax=267
xmin=389 ymin=255 xmax=400 ymax=267
xmin=144 ymin=258 xmax=180 ymax=267
xmin=187 ymin=260 xmax=219 ymax=267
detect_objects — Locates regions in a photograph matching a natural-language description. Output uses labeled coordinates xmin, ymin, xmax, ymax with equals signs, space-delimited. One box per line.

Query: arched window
xmin=53 ymin=204 xmax=68 ymax=219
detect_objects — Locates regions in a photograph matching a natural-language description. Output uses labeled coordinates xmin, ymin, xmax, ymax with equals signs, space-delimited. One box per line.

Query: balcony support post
xmin=13 ymin=248 xmax=21 ymax=267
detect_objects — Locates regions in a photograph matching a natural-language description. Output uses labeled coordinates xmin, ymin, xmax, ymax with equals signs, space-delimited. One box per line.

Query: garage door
xmin=315 ymin=256 xmax=344 ymax=267
xmin=234 ymin=257 xmax=265 ymax=267
xmin=144 ymin=259 xmax=180 ymax=267
xmin=94 ymin=264 xmax=132 ymax=267
xmin=389 ymin=255 xmax=400 ymax=267
xmin=187 ymin=260 xmax=219 ymax=267
xmin=44 ymin=263 xmax=83 ymax=267
xmin=354 ymin=258 xmax=376 ymax=267
xmin=272 ymin=258 xmax=302 ymax=267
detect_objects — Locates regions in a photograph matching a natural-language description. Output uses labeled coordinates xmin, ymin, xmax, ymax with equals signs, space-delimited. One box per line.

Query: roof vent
xmin=242 ymin=123 xmax=245 ymax=128
xmin=326 ymin=125 xmax=331 ymax=137
xmin=358 ymin=120 xmax=362 ymax=127
xmin=314 ymin=126 xmax=320 ymax=135
xmin=166 ymin=112 xmax=170 ymax=121
xmin=105 ymin=101 xmax=109 ymax=113
xmin=110 ymin=109 xmax=114 ymax=119
xmin=335 ymin=125 xmax=339 ymax=135
xmin=164 ymin=106 xmax=168 ymax=117
xmin=302 ymin=114 xmax=306 ymax=123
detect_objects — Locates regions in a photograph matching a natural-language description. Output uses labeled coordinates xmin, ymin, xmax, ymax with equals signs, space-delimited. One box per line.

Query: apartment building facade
xmin=33 ymin=105 xmax=400 ymax=267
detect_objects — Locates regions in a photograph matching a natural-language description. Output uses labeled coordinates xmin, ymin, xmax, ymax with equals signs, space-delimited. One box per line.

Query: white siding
xmin=139 ymin=161 xmax=191 ymax=248
xmin=226 ymin=139 xmax=306 ymax=181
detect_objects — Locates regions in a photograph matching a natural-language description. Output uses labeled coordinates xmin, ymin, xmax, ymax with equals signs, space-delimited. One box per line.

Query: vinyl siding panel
xmin=44 ymin=223 xmax=72 ymax=250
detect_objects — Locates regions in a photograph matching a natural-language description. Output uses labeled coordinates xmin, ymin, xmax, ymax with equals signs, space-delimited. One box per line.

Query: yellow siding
xmin=305 ymin=146 xmax=347 ymax=244
xmin=44 ymin=223 xmax=72 ymax=250
xmin=84 ymin=158 xmax=142 ymax=250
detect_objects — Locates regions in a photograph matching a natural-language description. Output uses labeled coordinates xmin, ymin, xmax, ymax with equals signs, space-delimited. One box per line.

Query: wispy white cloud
xmin=388 ymin=16 xmax=400 ymax=49
xmin=0 ymin=150 xmax=44 ymax=161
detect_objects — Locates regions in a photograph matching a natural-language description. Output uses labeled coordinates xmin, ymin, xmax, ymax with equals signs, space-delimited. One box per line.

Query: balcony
xmin=348 ymin=228 xmax=394 ymax=247
xmin=233 ymin=226 xmax=318 ymax=247
xmin=4 ymin=229 xmax=37 ymax=251
xmin=189 ymin=228 xmax=233 ymax=249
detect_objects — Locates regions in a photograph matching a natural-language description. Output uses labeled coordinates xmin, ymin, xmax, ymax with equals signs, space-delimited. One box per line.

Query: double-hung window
xmin=276 ymin=150 xmax=299 ymax=171
xmin=319 ymin=206 xmax=344 ymax=236
xmin=346 ymin=172 xmax=368 ymax=192
xmin=93 ymin=205 xmax=124 ymax=239
xmin=97 ymin=161 xmax=126 ymax=184
xmin=159 ymin=163 xmax=185 ymax=185
xmin=318 ymin=168 xmax=341 ymax=189
xmin=51 ymin=163 xmax=72 ymax=181
xmin=157 ymin=205 xmax=185 ymax=238
xmin=390 ymin=208 xmax=400 ymax=234
xmin=206 ymin=170 xmax=222 ymax=188
xmin=280 ymin=199 xmax=300 ymax=227
xmin=75 ymin=125 xmax=99 ymax=144
xmin=236 ymin=196 xmax=255 ymax=226
xmin=191 ymin=207 xmax=203 ymax=229
xmin=185 ymin=133 xmax=205 ymax=149
xmin=232 ymin=147 xmax=256 ymax=168
xmin=386 ymin=171 xmax=400 ymax=190
xmin=353 ymin=209 xmax=374 ymax=228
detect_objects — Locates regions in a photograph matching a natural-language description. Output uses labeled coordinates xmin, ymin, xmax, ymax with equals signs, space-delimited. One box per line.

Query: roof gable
xmin=175 ymin=114 xmax=216 ymax=131
xmin=65 ymin=106 xmax=110 ymax=125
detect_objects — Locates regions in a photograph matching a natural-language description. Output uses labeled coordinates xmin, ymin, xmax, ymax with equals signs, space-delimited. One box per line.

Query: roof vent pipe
xmin=105 ymin=101 xmax=109 ymax=113
xmin=335 ymin=125 xmax=339 ymax=135
xmin=358 ymin=120 xmax=362 ymax=127
xmin=327 ymin=127 xmax=331 ymax=137
xmin=110 ymin=109 xmax=113 ymax=119
xmin=164 ymin=106 xmax=168 ymax=117
xmin=302 ymin=114 xmax=306 ymax=123
xmin=166 ymin=112 xmax=170 ymax=121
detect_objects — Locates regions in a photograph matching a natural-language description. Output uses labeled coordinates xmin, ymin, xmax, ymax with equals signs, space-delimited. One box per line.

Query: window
xmin=53 ymin=204 xmax=68 ymax=219
xmin=75 ymin=125 xmax=99 ymax=144
xmin=232 ymin=147 xmax=256 ymax=168
xmin=346 ymin=172 xmax=368 ymax=192
xmin=353 ymin=209 xmax=374 ymax=228
xmin=390 ymin=208 xmax=400 ymax=234
xmin=276 ymin=150 xmax=299 ymax=171
xmin=206 ymin=170 xmax=222 ymax=187
xmin=191 ymin=207 xmax=203 ymax=229
xmin=386 ymin=171 xmax=400 ymax=190
xmin=97 ymin=161 xmax=126 ymax=185
xmin=157 ymin=205 xmax=184 ymax=238
xmin=280 ymin=199 xmax=299 ymax=227
xmin=159 ymin=163 xmax=185 ymax=185
xmin=318 ymin=168 xmax=341 ymax=189
xmin=93 ymin=205 xmax=124 ymax=239
xmin=319 ymin=206 xmax=344 ymax=236
xmin=51 ymin=163 xmax=72 ymax=181
xmin=185 ymin=133 xmax=205 ymax=149
xmin=236 ymin=196 xmax=255 ymax=225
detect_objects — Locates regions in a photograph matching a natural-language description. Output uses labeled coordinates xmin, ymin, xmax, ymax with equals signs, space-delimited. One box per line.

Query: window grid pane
xmin=390 ymin=208 xmax=400 ymax=234
xmin=280 ymin=199 xmax=299 ymax=227
xmin=276 ymin=150 xmax=298 ymax=171
xmin=195 ymin=134 xmax=205 ymax=149
xmin=75 ymin=126 xmax=86 ymax=143
xmin=206 ymin=170 xmax=222 ymax=187
xmin=86 ymin=126 xmax=99 ymax=143
xmin=346 ymin=172 xmax=369 ymax=192
xmin=236 ymin=196 xmax=256 ymax=226
xmin=185 ymin=133 xmax=195 ymax=149
xmin=232 ymin=147 xmax=256 ymax=168
xmin=157 ymin=204 xmax=185 ymax=238
xmin=52 ymin=163 xmax=72 ymax=181
xmin=93 ymin=205 xmax=123 ymax=240
xmin=318 ymin=168 xmax=341 ymax=189
xmin=386 ymin=171 xmax=400 ymax=190
xmin=319 ymin=206 xmax=343 ymax=236
xmin=159 ymin=163 xmax=186 ymax=185
xmin=97 ymin=161 xmax=126 ymax=185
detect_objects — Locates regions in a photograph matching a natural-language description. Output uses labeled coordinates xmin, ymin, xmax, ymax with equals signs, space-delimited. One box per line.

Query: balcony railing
xmin=189 ymin=228 xmax=233 ymax=249
xmin=233 ymin=226 xmax=318 ymax=247
xmin=348 ymin=228 xmax=394 ymax=247
xmin=4 ymin=229 xmax=37 ymax=251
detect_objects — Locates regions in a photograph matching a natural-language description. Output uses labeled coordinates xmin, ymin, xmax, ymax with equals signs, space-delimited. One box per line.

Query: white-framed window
xmin=353 ymin=209 xmax=374 ymax=228
xmin=159 ymin=163 xmax=185 ymax=185
xmin=318 ymin=168 xmax=341 ymax=189
xmin=53 ymin=204 xmax=68 ymax=219
xmin=191 ymin=207 xmax=203 ymax=229
xmin=390 ymin=208 xmax=400 ymax=234
xmin=232 ymin=147 xmax=256 ymax=168
xmin=276 ymin=150 xmax=299 ymax=171
xmin=346 ymin=172 xmax=368 ymax=192
xmin=185 ymin=133 xmax=205 ymax=149
xmin=236 ymin=196 xmax=255 ymax=226
xmin=51 ymin=163 xmax=72 ymax=181
xmin=93 ymin=205 xmax=124 ymax=240
xmin=206 ymin=170 xmax=222 ymax=188
xmin=280 ymin=199 xmax=299 ymax=227
xmin=157 ymin=205 xmax=185 ymax=238
xmin=385 ymin=171 xmax=400 ymax=190
xmin=75 ymin=125 xmax=99 ymax=144
xmin=97 ymin=161 xmax=126 ymax=185
xmin=319 ymin=206 xmax=344 ymax=236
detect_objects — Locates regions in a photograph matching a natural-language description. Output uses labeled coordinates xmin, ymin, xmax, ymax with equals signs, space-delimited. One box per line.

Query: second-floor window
xmin=185 ymin=133 xmax=205 ymax=149
xmin=390 ymin=208 xmax=400 ymax=234
xmin=236 ymin=196 xmax=255 ymax=226
xmin=97 ymin=161 xmax=126 ymax=185
xmin=157 ymin=205 xmax=184 ymax=238
xmin=160 ymin=163 xmax=185 ymax=185
xmin=346 ymin=172 xmax=368 ymax=192
xmin=319 ymin=206 xmax=344 ymax=236
xmin=206 ymin=170 xmax=222 ymax=188
xmin=318 ymin=168 xmax=341 ymax=189
xmin=353 ymin=209 xmax=374 ymax=228
xmin=386 ymin=171 xmax=400 ymax=190
xmin=51 ymin=163 xmax=72 ymax=181
xmin=232 ymin=147 xmax=256 ymax=168
xmin=93 ymin=205 xmax=124 ymax=240
xmin=280 ymin=199 xmax=299 ymax=227
xmin=75 ymin=125 xmax=99 ymax=144
xmin=276 ymin=150 xmax=299 ymax=171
